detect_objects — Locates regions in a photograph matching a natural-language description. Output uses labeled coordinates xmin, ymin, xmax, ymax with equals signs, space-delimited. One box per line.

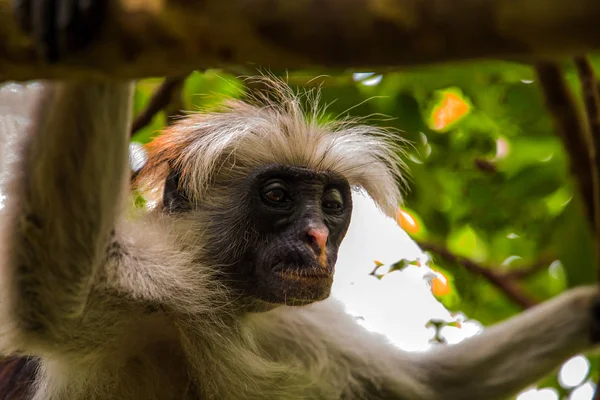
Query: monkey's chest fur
xmin=31 ymin=315 xmax=197 ymax=400
xmin=0 ymin=324 xmax=195 ymax=400
xmin=21 ymin=310 xmax=335 ymax=400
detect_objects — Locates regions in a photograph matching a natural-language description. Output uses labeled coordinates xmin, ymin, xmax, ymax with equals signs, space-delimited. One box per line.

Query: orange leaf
xmin=432 ymin=92 xmax=469 ymax=130
xmin=396 ymin=209 xmax=420 ymax=235
xmin=431 ymin=276 xmax=451 ymax=297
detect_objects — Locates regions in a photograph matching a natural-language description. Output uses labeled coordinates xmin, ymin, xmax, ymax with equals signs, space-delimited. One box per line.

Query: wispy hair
xmin=134 ymin=78 xmax=406 ymax=218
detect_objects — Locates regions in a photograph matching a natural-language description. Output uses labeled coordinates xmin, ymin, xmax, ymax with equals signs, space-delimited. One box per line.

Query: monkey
xmin=1 ymin=1 xmax=600 ymax=399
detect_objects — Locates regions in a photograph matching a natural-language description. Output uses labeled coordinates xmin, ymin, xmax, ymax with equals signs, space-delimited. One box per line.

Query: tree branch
xmin=131 ymin=75 xmax=188 ymax=137
xmin=534 ymin=62 xmax=596 ymax=226
xmin=2 ymin=0 xmax=600 ymax=81
xmin=574 ymin=57 xmax=600 ymax=149
xmin=416 ymin=240 xmax=539 ymax=309
xmin=500 ymin=256 xmax=556 ymax=280
xmin=573 ymin=56 xmax=600 ymax=247
xmin=571 ymin=56 xmax=600 ymax=400
xmin=164 ymin=81 xmax=186 ymax=127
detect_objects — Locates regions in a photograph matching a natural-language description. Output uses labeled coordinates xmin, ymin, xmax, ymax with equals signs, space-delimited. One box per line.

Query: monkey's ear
xmin=163 ymin=170 xmax=191 ymax=213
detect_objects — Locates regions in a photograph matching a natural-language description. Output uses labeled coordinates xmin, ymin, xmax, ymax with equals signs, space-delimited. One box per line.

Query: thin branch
xmin=473 ymin=158 xmax=497 ymax=174
xmin=416 ymin=240 xmax=539 ymax=309
xmin=164 ymin=82 xmax=186 ymax=127
xmin=3 ymin=0 xmax=600 ymax=80
xmin=500 ymin=256 xmax=556 ymax=280
xmin=131 ymin=75 xmax=188 ymax=137
xmin=534 ymin=62 xmax=596 ymax=226
xmin=574 ymin=56 xmax=600 ymax=272
xmin=575 ymin=57 xmax=600 ymax=147
xmin=572 ymin=55 xmax=600 ymax=400
xmin=532 ymin=60 xmax=600 ymax=397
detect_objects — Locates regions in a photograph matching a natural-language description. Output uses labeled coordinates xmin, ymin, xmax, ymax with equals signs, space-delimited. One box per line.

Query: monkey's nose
xmin=305 ymin=227 xmax=329 ymax=255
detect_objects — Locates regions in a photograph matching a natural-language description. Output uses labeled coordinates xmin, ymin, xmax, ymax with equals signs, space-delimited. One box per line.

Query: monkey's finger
xmin=59 ymin=0 xmax=107 ymax=57
xmin=56 ymin=0 xmax=77 ymax=54
xmin=12 ymin=0 xmax=33 ymax=32
xmin=32 ymin=0 xmax=60 ymax=62
xmin=76 ymin=0 xmax=107 ymax=33
xmin=15 ymin=0 xmax=106 ymax=63
xmin=12 ymin=0 xmax=59 ymax=62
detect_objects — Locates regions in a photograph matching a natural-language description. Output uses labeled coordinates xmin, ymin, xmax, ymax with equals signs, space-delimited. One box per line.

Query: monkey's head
xmin=134 ymin=79 xmax=405 ymax=308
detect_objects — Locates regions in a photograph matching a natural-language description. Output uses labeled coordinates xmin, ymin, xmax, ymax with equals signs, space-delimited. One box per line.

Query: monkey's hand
xmin=12 ymin=0 xmax=107 ymax=62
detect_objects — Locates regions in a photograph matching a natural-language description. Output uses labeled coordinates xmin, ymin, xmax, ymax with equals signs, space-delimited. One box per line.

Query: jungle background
xmin=124 ymin=62 xmax=600 ymax=399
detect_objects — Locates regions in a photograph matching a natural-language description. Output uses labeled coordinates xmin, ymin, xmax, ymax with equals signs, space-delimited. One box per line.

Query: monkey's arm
xmin=264 ymin=286 xmax=597 ymax=399
xmin=408 ymin=285 xmax=597 ymax=400
xmin=0 ymin=81 xmax=134 ymax=347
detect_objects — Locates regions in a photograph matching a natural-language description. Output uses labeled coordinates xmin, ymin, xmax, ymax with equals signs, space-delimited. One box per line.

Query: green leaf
xmin=447 ymin=225 xmax=488 ymax=261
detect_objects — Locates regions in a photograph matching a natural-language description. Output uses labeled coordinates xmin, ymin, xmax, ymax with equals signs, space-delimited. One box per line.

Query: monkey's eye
xmin=322 ymin=188 xmax=344 ymax=212
xmin=261 ymin=182 xmax=292 ymax=206
xmin=264 ymin=189 xmax=287 ymax=202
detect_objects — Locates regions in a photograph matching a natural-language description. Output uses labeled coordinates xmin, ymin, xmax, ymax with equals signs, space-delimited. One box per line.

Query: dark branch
xmin=500 ymin=256 xmax=556 ymax=280
xmin=164 ymin=82 xmax=186 ymax=127
xmin=131 ymin=75 xmax=188 ymax=137
xmin=534 ymin=62 xmax=596 ymax=226
xmin=416 ymin=240 xmax=539 ymax=309
xmin=574 ymin=56 xmax=600 ymax=148
xmin=3 ymin=0 xmax=600 ymax=80
xmin=574 ymin=56 xmax=600 ymax=237
xmin=572 ymin=55 xmax=600 ymax=400
xmin=473 ymin=158 xmax=497 ymax=174
xmin=573 ymin=56 xmax=600 ymax=274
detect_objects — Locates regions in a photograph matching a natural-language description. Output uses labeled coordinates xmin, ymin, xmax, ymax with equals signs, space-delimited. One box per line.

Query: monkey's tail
xmin=0 ymin=356 xmax=38 ymax=399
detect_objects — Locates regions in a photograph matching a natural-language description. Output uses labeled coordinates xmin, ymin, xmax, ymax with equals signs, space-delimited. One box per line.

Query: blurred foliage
xmin=131 ymin=61 xmax=600 ymax=397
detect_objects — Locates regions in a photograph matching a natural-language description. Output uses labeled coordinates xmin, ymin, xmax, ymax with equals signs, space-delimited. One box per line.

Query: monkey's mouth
xmin=274 ymin=269 xmax=331 ymax=280
xmin=251 ymin=262 xmax=334 ymax=306
xmin=269 ymin=253 xmax=334 ymax=281
xmin=271 ymin=258 xmax=333 ymax=280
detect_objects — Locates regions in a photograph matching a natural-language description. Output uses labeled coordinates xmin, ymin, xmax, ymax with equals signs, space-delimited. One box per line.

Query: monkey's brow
xmin=255 ymin=165 xmax=347 ymax=184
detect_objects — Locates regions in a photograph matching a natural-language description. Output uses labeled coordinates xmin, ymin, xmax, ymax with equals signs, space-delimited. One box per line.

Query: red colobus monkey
xmin=0 ymin=1 xmax=600 ymax=399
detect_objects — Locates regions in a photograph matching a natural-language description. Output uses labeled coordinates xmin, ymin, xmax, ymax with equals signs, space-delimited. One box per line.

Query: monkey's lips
xmin=271 ymin=257 xmax=333 ymax=280
xmin=273 ymin=268 xmax=331 ymax=280
xmin=252 ymin=252 xmax=336 ymax=305
xmin=269 ymin=266 xmax=333 ymax=305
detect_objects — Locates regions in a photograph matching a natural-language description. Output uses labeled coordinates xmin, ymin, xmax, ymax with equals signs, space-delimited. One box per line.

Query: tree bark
xmin=1 ymin=0 xmax=600 ymax=81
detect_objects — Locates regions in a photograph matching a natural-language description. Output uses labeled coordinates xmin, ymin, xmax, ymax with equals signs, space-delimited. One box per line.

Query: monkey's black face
xmin=236 ymin=165 xmax=353 ymax=306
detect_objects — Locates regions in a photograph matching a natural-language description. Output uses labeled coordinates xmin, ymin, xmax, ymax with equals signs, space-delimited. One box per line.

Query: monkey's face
xmin=234 ymin=165 xmax=353 ymax=306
